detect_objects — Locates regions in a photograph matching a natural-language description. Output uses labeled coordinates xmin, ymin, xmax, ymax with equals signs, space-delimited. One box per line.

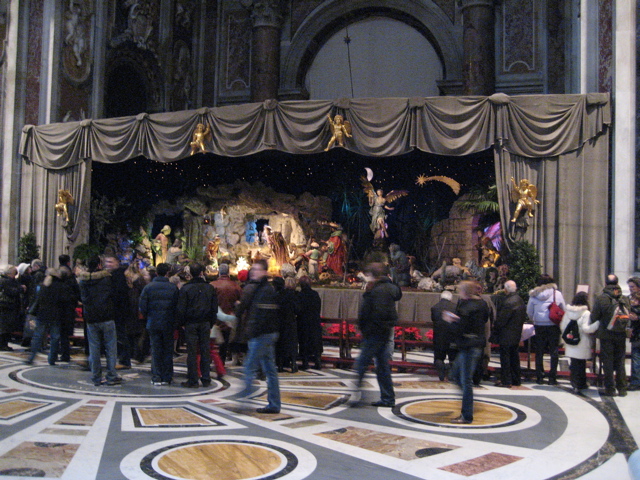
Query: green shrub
xmin=72 ymin=243 xmax=103 ymax=263
xmin=18 ymin=232 xmax=40 ymax=264
xmin=507 ymin=240 xmax=541 ymax=302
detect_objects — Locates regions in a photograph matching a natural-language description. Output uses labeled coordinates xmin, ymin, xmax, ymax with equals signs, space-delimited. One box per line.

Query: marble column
xmin=460 ymin=0 xmax=495 ymax=96
xmin=244 ymin=0 xmax=283 ymax=102
xmin=1 ymin=2 xmax=28 ymax=264
xmin=612 ymin=0 xmax=637 ymax=281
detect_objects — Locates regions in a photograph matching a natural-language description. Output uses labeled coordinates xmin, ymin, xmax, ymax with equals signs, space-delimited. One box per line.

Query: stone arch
xmin=104 ymin=46 xmax=163 ymax=117
xmin=280 ymin=0 xmax=462 ymax=98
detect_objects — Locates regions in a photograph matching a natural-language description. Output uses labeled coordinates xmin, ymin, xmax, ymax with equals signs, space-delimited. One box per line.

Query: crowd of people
xmin=1 ymin=252 xmax=639 ymax=420
xmin=425 ymin=272 xmax=640 ymax=424
xmin=0 ymin=254 xmax=324 ymax=409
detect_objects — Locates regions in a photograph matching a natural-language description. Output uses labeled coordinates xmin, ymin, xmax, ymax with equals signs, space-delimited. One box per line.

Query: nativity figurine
xmin=153 ymin=225 xmax=171 ymax=265
xmin=361 ymin=176 xmax=408 ymax=239
xmin=324 ymin=114 xmax=352 ymax=151
xmin=190 ymin=122 xmax=211 ymax=155
xmin=510 ymin=177 xmax=540 ymax=223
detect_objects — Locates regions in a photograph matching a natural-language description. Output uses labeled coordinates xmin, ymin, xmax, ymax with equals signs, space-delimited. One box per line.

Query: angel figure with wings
xmin=361 ymin=176 xmax=408 ymax=239
xmin=510 ymin=177 xmax=540 ymax=222
xmin=55 ymin=189 xmax=74 ymax=224
xmin=324 ymin=114 xmax=352 ymax=151
xmin=189 ymin=122 xmax=211 ymax=155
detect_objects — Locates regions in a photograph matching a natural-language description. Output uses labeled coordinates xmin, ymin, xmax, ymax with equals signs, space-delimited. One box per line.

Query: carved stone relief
xmin=225 ymin=11 xmax=252 ymax=92
xmin=171 ymin=40 xmax=193 ymax=111
xmin=62 ymin=0 xmax=93 ymax=84
xmin=110 ymin=0 xmax=159 ymax=53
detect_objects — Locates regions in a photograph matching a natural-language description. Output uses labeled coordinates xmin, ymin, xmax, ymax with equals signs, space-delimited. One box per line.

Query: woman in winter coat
xmin=274 ymin=276 xmax=300 ymax=373
xmin=526 ymin=274 xmax=566 ymax=385
xmin=0 ymin=265 xmax=23 ymax=351
xmin=559 ymin=292 xmax=599 ymax=393
xmin=297 ymin=276 xmax=323 ymax=370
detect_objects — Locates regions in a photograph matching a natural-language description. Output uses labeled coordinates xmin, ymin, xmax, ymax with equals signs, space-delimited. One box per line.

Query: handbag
xmin=548 ymin=289 xmax=564 ymax=325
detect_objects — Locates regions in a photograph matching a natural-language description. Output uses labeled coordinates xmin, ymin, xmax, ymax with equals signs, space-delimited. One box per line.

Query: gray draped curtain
xmin=20 ymin=159 xmax=91 ymax=265
xmin=19 ymin=94 xmax=610 ymax=295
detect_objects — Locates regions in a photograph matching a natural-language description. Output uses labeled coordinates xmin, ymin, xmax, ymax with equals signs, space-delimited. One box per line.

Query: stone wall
xmin=427 ymin=199 xmax=478 ymax=267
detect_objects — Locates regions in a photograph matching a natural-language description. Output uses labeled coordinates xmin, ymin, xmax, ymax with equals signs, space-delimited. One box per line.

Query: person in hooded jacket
xmin=527 ymin=274 xmax=566 ymax=385
xmin=592 ymin=274 xmax=631 ymax=396
xmin=559 ymin=292 xmax=599 ymax=393
xmin=78 ymin=256 xmax=122 ymax=386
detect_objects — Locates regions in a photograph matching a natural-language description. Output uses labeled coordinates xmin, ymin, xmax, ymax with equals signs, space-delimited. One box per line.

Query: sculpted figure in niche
xmin=324 ymin=114 xmax=352 ymax=151
xmin=153 ymin=225 xmax=171 ymax=265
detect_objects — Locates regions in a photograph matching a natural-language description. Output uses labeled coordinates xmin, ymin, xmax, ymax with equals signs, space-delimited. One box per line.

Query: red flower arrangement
xmin=394 ymin=326 xmax=423 ymax=341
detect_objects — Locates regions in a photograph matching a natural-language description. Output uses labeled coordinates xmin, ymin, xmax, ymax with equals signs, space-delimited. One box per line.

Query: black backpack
xmin=562 ymin=319 xmax=581 ymax=346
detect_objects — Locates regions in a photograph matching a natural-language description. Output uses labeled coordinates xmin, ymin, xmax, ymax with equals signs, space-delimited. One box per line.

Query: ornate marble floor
xmin=0 ymin=347 xmax=637 ymax=480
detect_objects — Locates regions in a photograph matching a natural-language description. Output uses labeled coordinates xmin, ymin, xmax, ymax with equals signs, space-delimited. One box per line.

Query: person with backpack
xmin=592 ymin=274 xmax=631 ymax=396
xmin=560 ymin=292 xmax=599 ymax=394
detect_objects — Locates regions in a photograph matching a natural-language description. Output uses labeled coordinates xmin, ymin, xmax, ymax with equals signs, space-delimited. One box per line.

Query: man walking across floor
xmin=492 ymin=280 xmax=527 ymax=388
xmin=592 ymin=274 xmax=630 ymax=396
xmin=354 ymin=262 xmax=402 ymax=408
xmin=176 ymin=262 xmax=218 ymax=388
xmin=139 ymin=263 xmax=178 ymax=386
xmin=78 ymin=256 xmax=122 ymax=386
xmin=235 ymin=259 xmax=281 ymax=413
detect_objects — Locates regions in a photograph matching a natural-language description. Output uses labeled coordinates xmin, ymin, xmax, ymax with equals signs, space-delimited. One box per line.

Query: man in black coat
xmin=492 ymin=280 xmax=527 ymax=387
xmin=354 ymin=262 xmax=402 ymax=408
xmin=592 ymin=274 xmax=631 ymax=396
xmin=176 ymin=262 xmax=218 ymax=388
xmin=431 ymin=290 xmax=457 ymax=381
xmin=103 ymin=255 xmax=132 ymax=369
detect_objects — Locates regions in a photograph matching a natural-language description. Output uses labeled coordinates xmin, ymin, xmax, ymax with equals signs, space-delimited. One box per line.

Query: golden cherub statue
xmin=324 ymin=114 xmax=352 ymax=151
xmin=190 ymin=122 xmax=211 ymax=155
xmin=510 ymin=177 xmax=540 ymax=222
xmin=55 ymin=189 xmax=74 ymax=224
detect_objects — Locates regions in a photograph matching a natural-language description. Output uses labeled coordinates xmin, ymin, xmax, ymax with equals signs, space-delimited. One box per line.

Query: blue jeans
xmin=185 ymin=322 xmax=211 ymax=385
xmin=29 ymin=318 xmax=60 ymax=365
xmin=451 ymin=347 xmax=482 ymax=421
xmin=355 ymin=334 xmax=395 ymax=405
xmin=148 ymin=327 xmax=174 ymax=383
xmin=239 ymin=332 xmax=280 ymax=411
xmin=87 ymin=321 xmax=118 ymax=384
xmin=630 ymin=344 xmax=640 ymax=388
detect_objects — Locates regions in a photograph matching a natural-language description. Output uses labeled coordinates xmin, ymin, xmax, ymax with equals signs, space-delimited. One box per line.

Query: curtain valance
xmin=20 ymin=94 xmax=610 ymax=169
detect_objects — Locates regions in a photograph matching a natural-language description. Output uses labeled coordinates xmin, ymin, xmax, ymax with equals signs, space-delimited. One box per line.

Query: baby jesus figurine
xmin=324 ymin=114 xmax=352 ymax=151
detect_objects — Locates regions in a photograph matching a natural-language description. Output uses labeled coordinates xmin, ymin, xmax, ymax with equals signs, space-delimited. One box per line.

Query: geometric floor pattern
xmin=0 ymin=348 xmax=637 ymax=479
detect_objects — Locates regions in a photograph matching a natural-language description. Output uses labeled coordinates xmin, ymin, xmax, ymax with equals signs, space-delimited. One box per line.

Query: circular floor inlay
xmin=399 ymin=398 xmax=524 ymax=428
xmin=157 ymin=442 xmax=284 ymax=480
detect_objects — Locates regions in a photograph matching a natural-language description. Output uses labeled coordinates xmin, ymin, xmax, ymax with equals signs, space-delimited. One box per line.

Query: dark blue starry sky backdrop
xmin=92 ymin=148 xmax=494 ymax=256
